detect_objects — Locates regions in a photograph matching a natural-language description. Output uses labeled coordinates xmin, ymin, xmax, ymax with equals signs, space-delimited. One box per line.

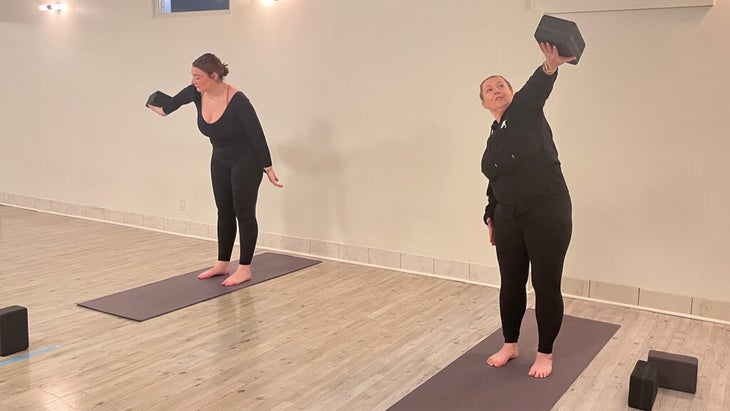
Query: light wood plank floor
xmin=1 ymin=205 xmax=728 ymax=410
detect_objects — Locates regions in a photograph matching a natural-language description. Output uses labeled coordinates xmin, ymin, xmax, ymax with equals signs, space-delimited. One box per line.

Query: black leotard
xmin=163 ymin=84 xmax=272 ymax=265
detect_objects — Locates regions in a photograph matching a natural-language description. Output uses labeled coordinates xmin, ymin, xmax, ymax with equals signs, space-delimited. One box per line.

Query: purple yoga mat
xmin=388 ymin=310 xmax=620 ymax=411
xmin=78 ymin=252 xmax=320 ymax=321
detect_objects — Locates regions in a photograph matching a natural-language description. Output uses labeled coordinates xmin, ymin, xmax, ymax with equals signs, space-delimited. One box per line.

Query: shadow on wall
xmin=276 ymin=119 xmax=345 ymax=240
xmin=274 ymin=112 xmax=463 ymax=254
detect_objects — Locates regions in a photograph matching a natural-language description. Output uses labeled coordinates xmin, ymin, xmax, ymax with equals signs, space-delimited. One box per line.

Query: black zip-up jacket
xmin=481 ymin=65 xmax=569 ymax=224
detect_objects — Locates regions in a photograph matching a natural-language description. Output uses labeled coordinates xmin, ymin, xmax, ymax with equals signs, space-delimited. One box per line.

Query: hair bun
xmin=192 ymin=53 xmax=230 ymax=80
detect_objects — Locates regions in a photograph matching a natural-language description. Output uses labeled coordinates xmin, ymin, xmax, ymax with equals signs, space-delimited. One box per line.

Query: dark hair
xmin=479 ymin=75 xmax=512 ymax=101
xmin=192 ymin=53 xmax=229 ymax=80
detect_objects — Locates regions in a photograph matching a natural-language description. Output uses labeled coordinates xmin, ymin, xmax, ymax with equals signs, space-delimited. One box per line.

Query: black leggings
xmin=210 ymin=148 xmax=263 ymax=265
xmin=494 ymin=192 xmax=572 ymax=354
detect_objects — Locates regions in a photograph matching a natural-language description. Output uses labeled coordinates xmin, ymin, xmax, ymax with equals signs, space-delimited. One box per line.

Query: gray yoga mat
xmin=78 ymin=252 xmax=321 ymax=321
xmin=388 ymin=310 xmax=620 ymax=411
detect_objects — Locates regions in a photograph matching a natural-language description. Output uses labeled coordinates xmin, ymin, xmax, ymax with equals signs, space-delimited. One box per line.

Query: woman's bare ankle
xmin=528 ymin=352 xmax=553 ymax=378
xmin=486 ymin=343 xmax=519 ymax=368
xmin=221 ymin=264 xmax=252 ymax=286
xmin=197 ymin=260 xmax=230 ymax=279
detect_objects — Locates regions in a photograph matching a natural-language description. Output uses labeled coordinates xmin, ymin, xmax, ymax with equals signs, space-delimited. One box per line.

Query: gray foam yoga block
xmin=629 ymin=360 xmax=658 ymax=411
xmin=648 ymin=350 xmax=698 ymax=394
xmin=146 ymin=90 xmax=172 ymax=108
xmin=0 ymin=305 xmax=29 ymax=356
xmin=534 ymin=15 xmax=586 ymax=64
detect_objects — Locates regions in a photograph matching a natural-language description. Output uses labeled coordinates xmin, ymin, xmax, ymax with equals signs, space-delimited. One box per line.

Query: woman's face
xmin=481 ymin=76 xmax=514 ymax=113
xmin=191 ymin=67 xmax=217 ymax=92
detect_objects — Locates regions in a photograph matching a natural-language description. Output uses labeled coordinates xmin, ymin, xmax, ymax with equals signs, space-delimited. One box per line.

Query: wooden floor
xmin=1 ymin=205 xmax=728 ymax=410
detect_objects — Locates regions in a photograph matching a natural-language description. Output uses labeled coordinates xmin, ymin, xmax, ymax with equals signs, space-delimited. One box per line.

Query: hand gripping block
xmin=0 ymin=305 xmax=29 ymax=356
xmin=534 ymin=15 xmax=586 ymax=65
xmin=648 ymin=350 xmax=698 ymax=394
xmin=629 ymin=360 xmax=658 ymax=411
xmin=146 ymin=90 xmax=172 ymax=108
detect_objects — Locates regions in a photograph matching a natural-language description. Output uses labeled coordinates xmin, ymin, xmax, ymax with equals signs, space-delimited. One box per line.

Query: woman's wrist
xmin=542 ymin=61 xmax=557 ymax=75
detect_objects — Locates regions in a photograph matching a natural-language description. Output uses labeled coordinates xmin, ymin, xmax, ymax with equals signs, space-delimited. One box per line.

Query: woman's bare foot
xmin=198 ymin=261 xmax=230 ymax=280
xmin=528 ymin=352 xmax=553 ymax=378
xmin=487 ymin=343 xmax=519 ymax=367
xmin=221 ymin=264 xmax=252 ymax=286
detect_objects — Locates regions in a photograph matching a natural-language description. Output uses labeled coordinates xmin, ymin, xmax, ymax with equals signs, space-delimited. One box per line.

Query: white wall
xmin=1 ymin=0 xmax=729 ymax=301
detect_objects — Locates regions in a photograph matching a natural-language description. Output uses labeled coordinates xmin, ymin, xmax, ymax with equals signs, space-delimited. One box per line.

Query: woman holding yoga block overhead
xmin=147 ymin=53 xmax=283 ymax=286
xmin=478 ymin=42 xmax=574 ymax=378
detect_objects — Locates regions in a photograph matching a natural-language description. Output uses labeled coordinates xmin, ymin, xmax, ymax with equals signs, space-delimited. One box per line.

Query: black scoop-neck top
xmin=163 ymin=84 xmax=272 ymax=169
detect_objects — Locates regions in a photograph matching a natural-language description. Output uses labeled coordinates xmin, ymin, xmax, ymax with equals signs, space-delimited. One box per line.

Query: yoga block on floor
xmin=629 ymin=360 xmax=658 ymax=411
xmin=0 ymin=305 xmax=29 ymax=356
xmin=648 ymin=350 xmax=698 ymax=394
xmin=534 ymin=15 xmax=586 ymax=65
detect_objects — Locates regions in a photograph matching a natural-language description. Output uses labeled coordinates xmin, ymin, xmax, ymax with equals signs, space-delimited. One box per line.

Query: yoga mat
xmin=78 ymin=252 xmax=320 ymax=321
xmin=388 ymin=310 xmax=620 ymax=411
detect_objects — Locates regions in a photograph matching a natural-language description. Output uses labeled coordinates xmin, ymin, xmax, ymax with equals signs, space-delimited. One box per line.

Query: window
xmin=158 ymin=0 xmax=230 ymax=14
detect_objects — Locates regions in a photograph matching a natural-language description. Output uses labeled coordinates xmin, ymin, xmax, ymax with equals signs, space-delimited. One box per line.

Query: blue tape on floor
xmin=0 ymin=344 xmax=62 ymax=366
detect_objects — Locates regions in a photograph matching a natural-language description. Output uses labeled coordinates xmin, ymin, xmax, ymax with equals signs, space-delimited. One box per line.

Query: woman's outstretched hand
xmin=264 ymin=167 xmax=284 ymax=188
xmin=146 ymin=104 xmax=166 ymax=117
xmin=539 ymin=42 xmax=576 ymax=73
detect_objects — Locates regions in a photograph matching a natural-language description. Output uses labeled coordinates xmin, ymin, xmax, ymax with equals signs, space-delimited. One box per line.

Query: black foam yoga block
xmin=629 ymin=360 xmax=658 ymax=411
xmin=146 ymin=90 xmax=172 ymax=108
xmin=0 ymin=305 xmax=29 ymax=357
xmin=534 ymin=15 xmax=586 ymax=65
xmin=648 ymin=350 xmax=698 ymax=394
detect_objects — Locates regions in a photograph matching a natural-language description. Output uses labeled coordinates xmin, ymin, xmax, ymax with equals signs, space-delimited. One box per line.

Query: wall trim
xmin=3 ymin=192 xmax=729 ymax=325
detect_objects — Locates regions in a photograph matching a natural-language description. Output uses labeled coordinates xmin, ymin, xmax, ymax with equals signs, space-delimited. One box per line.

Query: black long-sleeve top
xmin=481 ymin=66 xmax=569 ymax=224
xmin=162 ymin=84 xmax=273 ymax=169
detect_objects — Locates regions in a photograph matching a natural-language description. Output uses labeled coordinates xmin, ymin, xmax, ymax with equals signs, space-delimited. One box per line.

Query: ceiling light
xmin=39 ymin=3 xmax=68 ymax=14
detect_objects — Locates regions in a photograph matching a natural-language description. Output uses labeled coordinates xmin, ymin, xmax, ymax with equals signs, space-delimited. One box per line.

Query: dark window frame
xmin=157 ymin=0 xmax=230 ymax=15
